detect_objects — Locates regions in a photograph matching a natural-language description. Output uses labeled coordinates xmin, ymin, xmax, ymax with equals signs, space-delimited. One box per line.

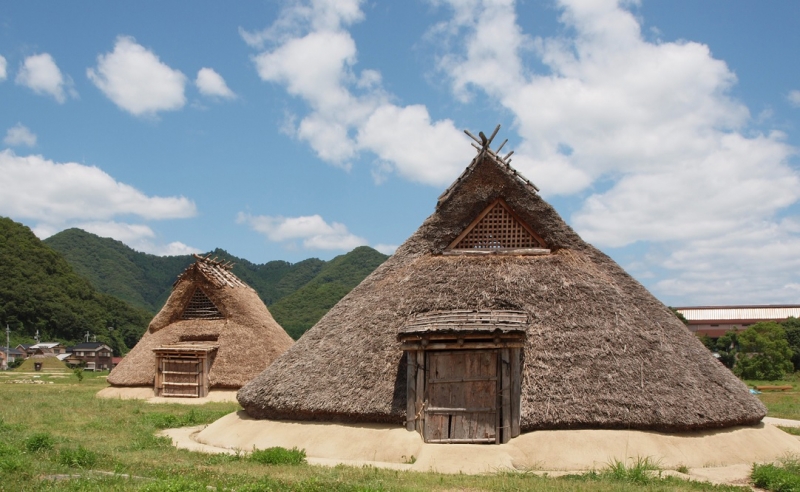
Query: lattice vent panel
xmin=453 ymin=202 xmax=542 ymax=250
xmin=181 ymin=288 xmax=224 ymax=320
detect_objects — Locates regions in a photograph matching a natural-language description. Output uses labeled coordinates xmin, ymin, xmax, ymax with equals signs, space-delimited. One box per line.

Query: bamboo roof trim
xmin=174 ymin=254 xmax=246 ymax=289
xmin=437 ymin=125 xmax=538 ymax=209
xmin=400 ymin=310 xmax=528 ymax=336
xmin=153 ymin=344 xmax=219 ymax=354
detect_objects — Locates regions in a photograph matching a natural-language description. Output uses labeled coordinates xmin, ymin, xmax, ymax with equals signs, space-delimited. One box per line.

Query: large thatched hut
xmin=108 ymin=255 xmax=293 ymax=397
xmin=238 ymin=128 xmax=765 ymax=443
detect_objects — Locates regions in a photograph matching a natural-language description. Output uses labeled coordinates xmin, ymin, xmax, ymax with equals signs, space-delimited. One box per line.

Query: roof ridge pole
xmin=486 ymin=124 xmax=501 ymax=148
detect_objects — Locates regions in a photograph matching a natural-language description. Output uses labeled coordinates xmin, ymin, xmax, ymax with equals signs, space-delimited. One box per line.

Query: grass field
xmin=0 ymin=370 xmax=770 ymax=491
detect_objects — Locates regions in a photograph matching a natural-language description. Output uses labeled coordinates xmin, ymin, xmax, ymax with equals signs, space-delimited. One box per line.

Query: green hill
xmin=269 ymin=246 xmax=389 ymax=339
xmin=43 ymin=228 xmax=194 ymax=313
xmin=44 ymin=228 xmax=389 ymax=340
xmin=0 ymin=218 xmax=152 ymax=355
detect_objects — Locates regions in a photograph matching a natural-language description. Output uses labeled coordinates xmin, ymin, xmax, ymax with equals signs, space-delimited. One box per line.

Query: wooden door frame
xmin=402 ymin=335 xmax=523 ymax=444
xmin=153 ymin=344 xmax=217 ymax=398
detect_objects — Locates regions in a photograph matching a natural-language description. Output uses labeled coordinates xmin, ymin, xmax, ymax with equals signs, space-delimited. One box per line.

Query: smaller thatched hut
xmin=108 ymin=254 xmax=293 ymax=397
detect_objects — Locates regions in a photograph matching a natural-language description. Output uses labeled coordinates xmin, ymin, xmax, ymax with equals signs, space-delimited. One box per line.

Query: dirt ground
xmin=158 ymin=411 xmax=800 ymax=486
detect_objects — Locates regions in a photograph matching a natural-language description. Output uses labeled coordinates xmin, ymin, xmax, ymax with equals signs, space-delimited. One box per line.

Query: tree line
xmin=699 ymin=318 xmax=800 ymax=381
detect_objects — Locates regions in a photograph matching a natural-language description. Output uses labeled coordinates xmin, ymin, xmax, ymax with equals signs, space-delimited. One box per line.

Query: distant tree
xmin=697 ymin=334 xmax=715 ymax=352
xmin=669 ymin=308 xmax=689 ymax=326
xmin=781 ymin=317 xmax=800 ymax=371
xmin=734 ymin=322 xmax=793 ymax=380
xmin=714 ymin=330 xmax=740 ymax=369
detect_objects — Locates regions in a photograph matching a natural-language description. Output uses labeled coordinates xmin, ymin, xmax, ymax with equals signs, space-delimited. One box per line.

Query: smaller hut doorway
xmin=153 ymin=344 xmax=217 ymax=398
xmin=399 ymin=310 xmax=526 ymax=444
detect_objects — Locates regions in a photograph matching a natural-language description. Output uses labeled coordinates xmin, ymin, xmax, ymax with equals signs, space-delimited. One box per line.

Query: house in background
xmin=65 ymin=342 xmax=114 ymax=371
xmin=1 ymin=347 xmax=25 ymax=369
xmin=20 ymin=342 xmax=67 ymax=358
xmin=675 ymin=305 xmax=800 ymax=338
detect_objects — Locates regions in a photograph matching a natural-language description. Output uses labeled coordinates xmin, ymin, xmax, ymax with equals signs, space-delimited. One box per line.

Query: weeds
xmin=25 ymin=431 xmax=55 ymax=452
xmin=58 ymin=445 xmax=98 ymax=468
xmin=602 ymin=456 xmax=660 ymax=484
xmin=753 ymin=456 xmax=800 ymax=491
xmin=250 ymin=446 xmax=307 ymax=465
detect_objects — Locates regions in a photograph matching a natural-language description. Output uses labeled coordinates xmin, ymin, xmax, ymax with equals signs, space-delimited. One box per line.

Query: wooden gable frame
xmin=446 ymin=198 xmax=549 ymax=254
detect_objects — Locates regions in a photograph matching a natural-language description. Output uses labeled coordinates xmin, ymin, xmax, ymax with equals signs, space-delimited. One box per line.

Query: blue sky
xmin=1 ymin=0 xmax=799 ymax=307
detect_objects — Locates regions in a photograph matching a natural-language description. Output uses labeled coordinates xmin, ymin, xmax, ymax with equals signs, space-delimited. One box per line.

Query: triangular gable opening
xmin=447 ymin=198 xmax=548 ymax=253
xmin=181 ymin=288 xmax=224 ymax=320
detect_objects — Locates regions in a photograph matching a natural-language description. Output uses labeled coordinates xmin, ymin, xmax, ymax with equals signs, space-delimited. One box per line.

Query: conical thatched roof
xmin=238 ymin=131 xmax=766 ymax=432
xmin=108 ymin=255 xmax=294 ymax=389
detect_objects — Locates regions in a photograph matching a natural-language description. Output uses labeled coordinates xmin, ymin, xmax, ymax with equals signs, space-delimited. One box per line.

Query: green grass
xmin=752 ymin=456 xmax=800 ymax=491
xmin=0 ymin=371 xmax=749 ymax=491
xmin=746 ymin=373 xmax=800 ymax=420
xmin=250 ymin=446 xmax=307 ymax=465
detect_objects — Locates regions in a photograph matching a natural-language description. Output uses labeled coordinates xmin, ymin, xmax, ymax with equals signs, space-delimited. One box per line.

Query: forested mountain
xmin=0 ymin=218 xmax=152 ymax=355
xmin=44 ymin=229 xmax=194 ymax=312
xmin=44 ymin=228 xmax=389 ymax=340
xmin=270 ymin=246 xmax=389 ymax=339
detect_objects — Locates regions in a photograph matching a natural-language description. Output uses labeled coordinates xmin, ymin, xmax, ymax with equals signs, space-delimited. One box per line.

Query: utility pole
xmin=5 ymin=324 xmax=9 ymax=371
xmin=85 ymin=331 xmax=90 ymax=343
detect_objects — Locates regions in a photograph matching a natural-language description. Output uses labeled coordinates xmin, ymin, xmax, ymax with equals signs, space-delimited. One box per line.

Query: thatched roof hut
xmin=108 ymin=255 xmax=293 ymax=394
xmin=238 ymin=128 xmax=765 ymax=438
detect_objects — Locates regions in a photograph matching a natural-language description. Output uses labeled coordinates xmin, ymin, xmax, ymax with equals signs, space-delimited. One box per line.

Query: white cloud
xmin=0 ymin=55 xmax=7 ymax=81
xmin=195 ymin=67 xmax=236 ymax=99
xmin=74 ymin=221 xmax=200 ymax=256
xmin=237 ymin=212 xmax=367 ymax=250
xmin=429 ymin=0 xmax=800 ymax=304
xmin=4 ymin=124 xmax=37 ymax=147
xmin=373 ymin=243 xmax=397 ymax=255
xmin=243 ymin=0 xmax=472 ymax=185
xmin=87 ymin=36 xmax=187 ymax=116
xmin=789 ymin=90 xmax=800 ymax=108
xmin=0 ymin=149 xmax=196 ymax=226
xmin=15 ymin=53 xmax=75 ymax=103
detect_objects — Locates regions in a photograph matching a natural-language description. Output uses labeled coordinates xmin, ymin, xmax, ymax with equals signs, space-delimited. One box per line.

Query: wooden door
xmin=423 ymin=350 xmax=498 ymax=443
xmin=159 ymin=357 xmax=201 ymax=397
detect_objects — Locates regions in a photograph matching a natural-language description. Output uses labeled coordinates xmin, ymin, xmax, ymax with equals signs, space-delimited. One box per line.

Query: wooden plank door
xmin=423 ymin=350 xmax=498 ymax=443
xmin=161 ymin=357 xmax=201 ymax=397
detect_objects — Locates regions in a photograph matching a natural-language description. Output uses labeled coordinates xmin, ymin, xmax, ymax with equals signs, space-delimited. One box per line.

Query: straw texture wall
xmin=108 ymin=260 xmax=293 ymax=389
xmin=238 ymin=151 xmax=766 ymax=432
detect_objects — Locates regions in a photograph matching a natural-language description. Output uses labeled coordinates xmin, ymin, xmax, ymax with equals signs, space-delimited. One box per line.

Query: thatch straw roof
xmin=108 ymin=255 xmax=293 ymax=389
xmin=238 ymin=131 xmax=766 ymax=432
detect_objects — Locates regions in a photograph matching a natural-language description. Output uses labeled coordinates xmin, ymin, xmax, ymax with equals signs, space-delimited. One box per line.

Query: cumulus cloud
xmin=789 ymin=90 xmax=800 ymax=108
xmin=237 ymin=212 xmax=367 ymax=250
xmin=0 ymin=55 xmax=6 ymax=81
xmin=373 ymin=243 xmax=398 ymax=255
xmin=242 ymin=0 xmax=473 ymax=184
xmin=87 ymin=36 xmax=187 ymax=116
xmin=74 ymin=221 xmax=200 ymax=256
xmin=430 ymin=0 xmax=800 ymax=304
xmin=15 ymin=53 xmax=75 ymax=103
xmin=4 ymin=124 xmax=37 ymax=147
xmin=0 ymin=150 xmax=198 ymax=255
xmin=195 ymin=67 xmax=236 ymax=99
